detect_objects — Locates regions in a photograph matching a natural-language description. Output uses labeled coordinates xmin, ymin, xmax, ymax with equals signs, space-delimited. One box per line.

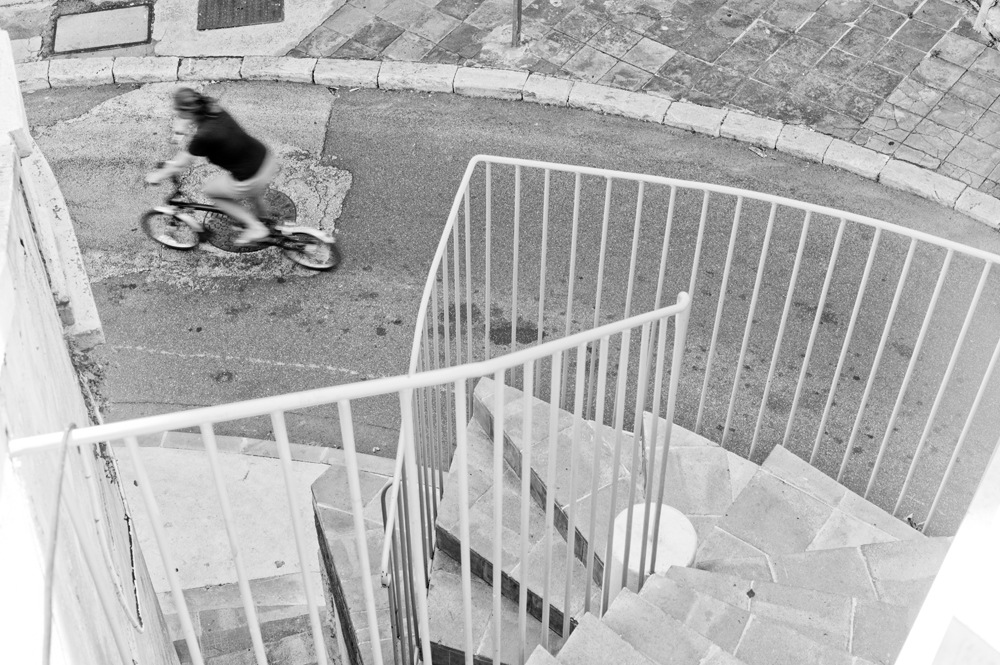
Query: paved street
xmin=23 ymin=81 xmax=1000 ymax=532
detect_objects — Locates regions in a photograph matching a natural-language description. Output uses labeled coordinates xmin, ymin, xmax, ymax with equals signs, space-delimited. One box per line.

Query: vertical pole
xmin=512 ymin=0 xmax=522 ymax=46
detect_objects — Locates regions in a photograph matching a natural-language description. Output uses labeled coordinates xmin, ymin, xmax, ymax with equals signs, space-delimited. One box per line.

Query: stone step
xmin=472 ymin=377 xmax=644 ymax=584
xmin=601 ymin=588 xmax=747 ymax=665
xmin=426 ymin=549 xmax=566 ymax=665
xmin=661 ymin=567 xmax=913 ymax=664
xmin=639 ymin=575 xmax=878 ymax=665
xmin=435 ymin=418 xmax=598 ymax=633
xmin=525 ymin=644 xmax=560 ymax=665
xmin=640 ymin=413 xmax=760 ymax=544
xmin=557 ymin=612 xmax=657 ymax=665
xmin=695 ymin=445 xmax=922 ymax=576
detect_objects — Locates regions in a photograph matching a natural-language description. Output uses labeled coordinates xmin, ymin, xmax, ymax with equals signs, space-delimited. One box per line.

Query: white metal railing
xmin=9 ymin=291 xmax=689 ymax=665
xmin=376 ymin=155 xmax=1000 ymax=664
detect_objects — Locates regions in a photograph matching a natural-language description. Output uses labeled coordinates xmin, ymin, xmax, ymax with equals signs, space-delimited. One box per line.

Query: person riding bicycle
xmin=146 ymin=87 xmax=277 ymax=246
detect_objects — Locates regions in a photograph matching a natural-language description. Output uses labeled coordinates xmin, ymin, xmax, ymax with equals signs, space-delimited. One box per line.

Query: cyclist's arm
xmin=145 ymin=150 xmax=195 ymax=184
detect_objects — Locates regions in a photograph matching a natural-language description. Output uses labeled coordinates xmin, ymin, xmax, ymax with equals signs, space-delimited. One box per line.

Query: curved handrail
xmin=8 ymin=294 xmax=690 ymax=455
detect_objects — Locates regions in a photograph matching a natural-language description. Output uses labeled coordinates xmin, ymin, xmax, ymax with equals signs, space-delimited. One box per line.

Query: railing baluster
xmin=122 ymin=435 xmax=205 ymax=665
xmin=784 ymin=219 xmax=847 ymax=448
xmin=538 ymin=169 xmax=551 ymax=358
xmin=750 ymin=212 xmax=811 ymax=459
xmin=868 ymin=250 xmax=954 ymax=500
xmin=924 ymin=329 xmax=1000 ymax=532
xmin=894 ymin=262 xmax=991 ymax=515
xmin=652 ymin=186 xmax=677 ymax=311
xmin=563 ymin=344 xmax=587 ymax=638
xmin=485 ymin=162 xmax=493 ymax=362
xmin=584 ymin=336 xmax=611 ymax=615
xmin=650 ymin=294 xmax=691 ymax=572
xmin=687 ymin=191 xmax=711 ymax=297
xmin=492 ymin=369 xmax=506 ymax=661
xmin=601 ymin=329 xmax=632 ymax=611
xmin=518 ymin=362 xmax=535 ymax=665
xmin=453 ymin=380 xmax=476 ymax=665
xmin=511 ymin=165 xmax=522 ymax=373
xmin=586 ymin=178 xmax=614 ymax=420
xmin=269 ymin=413 xmax=329 ymax=665
xmin=623 ymin=181 xmax=645 ymax=318
xmin=400 ymin=389 xmax=434 ymax=663
xmin=453 ymin=215 xmax=464 ymax=370
xmin=842 ymin=240 xmax=916 ymax=481
xmin=813 ymin=228 xmax=882 ymax=466
xmin=722 ymin=202 xmax=777 ymax=450
xmin=696 ymin=196 xmax=743 ymax=437
xmin=541 ymin=350 xmax=563 ymax=648
xmin=639 ymin=317 xmax=670 ymax=588
xmin=199 ymin=424 xmax=267 ymax=665
xmin=337 ymin=401 xmax=385 ymax=664
xmin=622 ymin=322 xmax=652 ymax=592
xmin=465 ymin=185 xmax=474 ymax=366
xmin=562 ymin=172 xmax=583 ymax=410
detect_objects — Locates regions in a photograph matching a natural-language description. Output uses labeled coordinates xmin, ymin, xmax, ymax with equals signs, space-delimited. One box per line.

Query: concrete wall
xmin=0 ymin=30 xmax=176 ymax=665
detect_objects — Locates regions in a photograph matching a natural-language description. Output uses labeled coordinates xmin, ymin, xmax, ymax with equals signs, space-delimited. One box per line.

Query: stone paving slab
xmin=53 ymin=5 xmax=151 ymax=54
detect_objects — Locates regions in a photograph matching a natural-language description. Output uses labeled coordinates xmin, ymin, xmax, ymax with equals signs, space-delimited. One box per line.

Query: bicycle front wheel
xmin=282 ymin=232 xmax=341 ymax=271
xmin=141 ymin=211 xmax=199 ymax=249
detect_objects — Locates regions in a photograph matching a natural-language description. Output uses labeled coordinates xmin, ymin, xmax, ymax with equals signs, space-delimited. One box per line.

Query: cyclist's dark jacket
xmin=188 ymin=110 xmax=267 ymax=181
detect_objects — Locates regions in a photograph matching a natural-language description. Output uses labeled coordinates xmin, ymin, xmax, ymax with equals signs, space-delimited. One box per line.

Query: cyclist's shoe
xmin=234 ymin=224 xmax=270 ymax=246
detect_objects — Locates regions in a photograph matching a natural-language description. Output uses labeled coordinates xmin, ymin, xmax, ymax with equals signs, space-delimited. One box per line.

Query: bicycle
xmin=141 ymin=173 xmax=341 ymax=271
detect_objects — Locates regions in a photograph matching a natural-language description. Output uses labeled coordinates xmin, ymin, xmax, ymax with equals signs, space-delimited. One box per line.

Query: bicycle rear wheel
xmin=282 ymin=232 xmax=341 ymax=271
xmin=141 ymin=211 xmax=199 ymax=249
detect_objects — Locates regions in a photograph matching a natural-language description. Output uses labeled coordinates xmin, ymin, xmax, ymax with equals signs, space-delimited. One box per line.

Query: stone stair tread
xmin=426 ymin=549 xmax=564 ymax=665
xmin=696 ymin=446 xmax=920 ymax=566
xmin=473 ymin=377 xmax=644 ymax=584
xmin=525 ymin=644 xmax=560 ymax=664
xmin=637 ymin=574 xmax=866 ymax=665
xmin=556 ymin=613 xmax=657 ymax=665
xmin=662 ymin=567 xmax=912 ymax=663
xmin=766 ymin=537 xmax=952 ymax=607
xmin=436 ymin=419 xmax=598 ymax=626
xmin=602 ymin=588 xmax=747 ymax=665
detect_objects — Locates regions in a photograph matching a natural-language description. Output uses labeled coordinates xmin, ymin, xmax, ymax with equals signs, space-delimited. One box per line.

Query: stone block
xmin=16 ymin=60 xmax=49 ymax=91
xmin=735 ymin=613 xmax=851 ymax=665
xmin=955 ymin=186 xmax=1000 ymax=230
xmin=378 ymin=61 xmax=457 ymax=93
xmin=523 ymin=73 xmax=573 ymax=106
xmin=558 ymin=613 xmax=651 ymax=665
xmin=879 ymin=159 xmax=967 ymax=206
xmin=454 ymin=67 xmax=529 ymax=101
xmin=48 ymin=57 xmax=114 ymax=87
xmin=721 ymin=111 xmax=783 ymax=149
xmin=861 ymin=537 xmax=952 ymax=607
xmin=568 ymin=82 xmax=671 ymax=123
xmin=113 ymin=56 xmax=178 ymax=84
xmin=776 ymin=125 xmax=833 ymax=163
xmin=526 ymin=645 xmax=560 ymax=664
xmin=313 ymin=59 xmax=380 ymax=88
xmin=749 ymin=582 xmax=853 ymax=650
xmin=179 ymin=57 xmax=243 ymax=81
xmin=851 ymin=600 xmax=911 ymax=665
xmin=241 ymin=56 xmax=316 ymax=84
xmin=603 ymin=590 xmax=718 ymax=665
xmin=771 ymin=547 xmax=877 ymax=600
xmin=823 ymin=139 xmax=890 ymax=180
xmin=664 ymin=101 xmax=727 ymax=137
xmin=763 ymin=445 xmax=845 ymax=507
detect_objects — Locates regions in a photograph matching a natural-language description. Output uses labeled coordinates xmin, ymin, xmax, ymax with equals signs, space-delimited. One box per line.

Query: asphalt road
xmin=24 ymin=81 xmax=1000 ymax=532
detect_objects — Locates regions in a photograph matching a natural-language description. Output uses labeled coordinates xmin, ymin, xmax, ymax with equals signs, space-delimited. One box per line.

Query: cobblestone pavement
xmin=290 ymin=0 xmax=1000 ymax=197
xmin=7 ymin=0 xmax=1000 ymax=198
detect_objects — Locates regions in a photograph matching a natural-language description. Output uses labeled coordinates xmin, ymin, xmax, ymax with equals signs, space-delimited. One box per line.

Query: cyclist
xmin=146 ymin=87 xmax=277 ymax=246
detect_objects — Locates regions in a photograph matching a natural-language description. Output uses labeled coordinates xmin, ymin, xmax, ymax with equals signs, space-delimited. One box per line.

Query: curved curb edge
xmin=16 ymin=55 xmax=1000 ymax=232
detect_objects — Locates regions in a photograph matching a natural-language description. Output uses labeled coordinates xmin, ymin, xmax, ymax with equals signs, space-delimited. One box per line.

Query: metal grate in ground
xmin=197 ymin=0 xmax=284 ymax=31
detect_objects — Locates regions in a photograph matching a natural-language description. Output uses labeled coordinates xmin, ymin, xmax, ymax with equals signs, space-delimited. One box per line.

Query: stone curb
xmin=16 ymin=54 xmax=998 ymax=231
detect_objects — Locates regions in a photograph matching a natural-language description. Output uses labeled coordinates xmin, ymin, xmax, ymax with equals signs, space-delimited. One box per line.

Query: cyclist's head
xmin=172 ymin=87 xmax=220 ymax=120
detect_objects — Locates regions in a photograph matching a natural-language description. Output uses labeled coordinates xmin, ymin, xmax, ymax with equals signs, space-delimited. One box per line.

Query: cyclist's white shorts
xmin=204 ymin=150 xmax=278 ymax=200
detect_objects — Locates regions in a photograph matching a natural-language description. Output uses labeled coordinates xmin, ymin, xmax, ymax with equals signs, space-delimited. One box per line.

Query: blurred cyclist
xmin=146 ymin=87 xmax=277 ymax=246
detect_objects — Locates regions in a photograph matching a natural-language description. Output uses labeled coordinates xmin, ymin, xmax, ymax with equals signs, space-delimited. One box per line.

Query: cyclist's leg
xmin=247 ymin=152 xmax=279 ymax=220
xmin=204 ymin=172 xmax=269 ymax=245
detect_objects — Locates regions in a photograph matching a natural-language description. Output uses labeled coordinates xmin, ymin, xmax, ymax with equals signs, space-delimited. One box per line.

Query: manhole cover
xmin=204 ymin=189 xmax=296 ymax=253
xmin=197 ymin=0 xmax=284 ymax=31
